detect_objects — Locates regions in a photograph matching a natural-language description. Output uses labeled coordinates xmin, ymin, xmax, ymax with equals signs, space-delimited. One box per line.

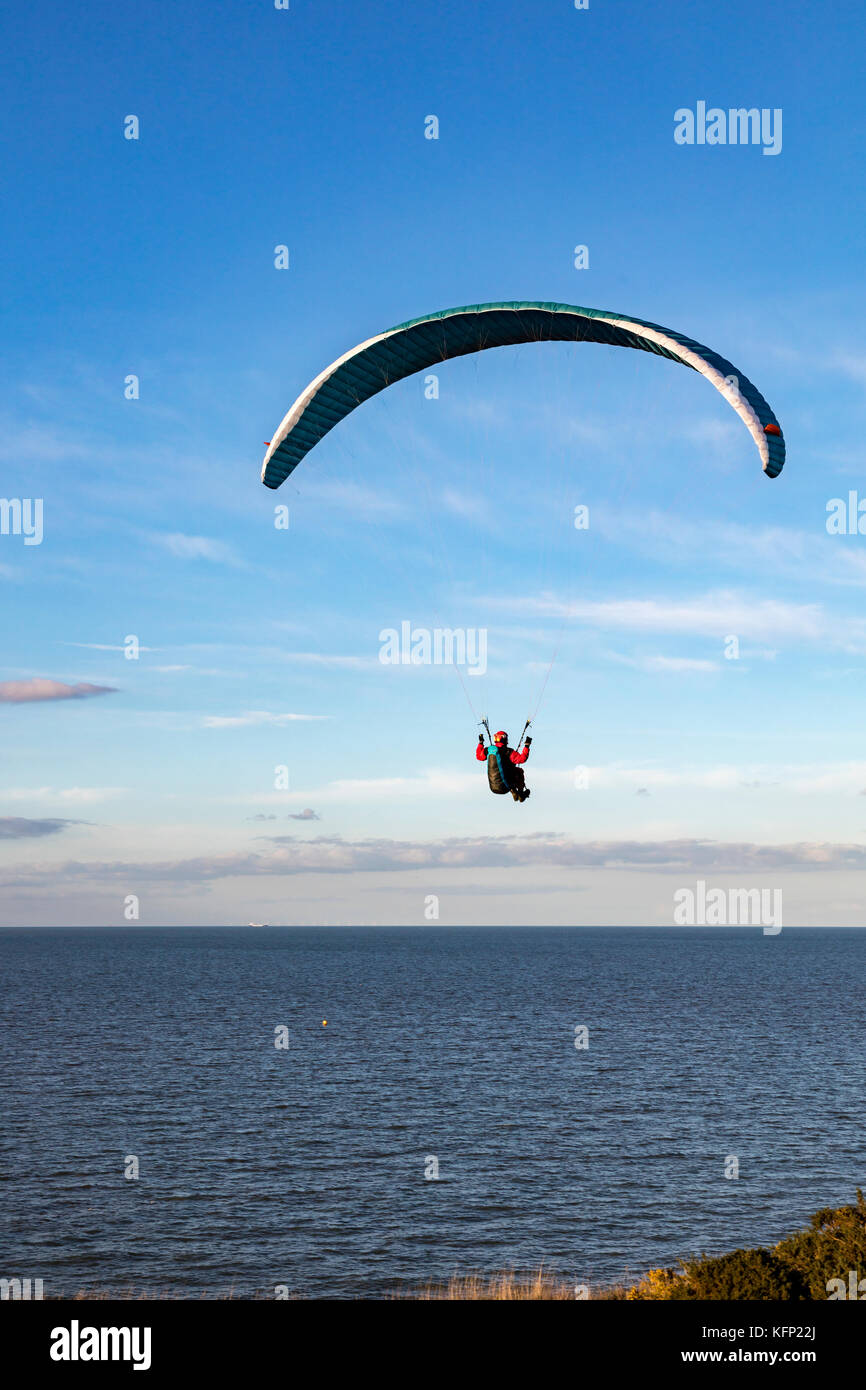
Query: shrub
xmin=679 ymin=1246 xmax=805 ymax=1300
xmin=628 ymin=1247 xmax=801 ymax=1301
xmin=774 ymin=1190 xmax=866 ymax=1301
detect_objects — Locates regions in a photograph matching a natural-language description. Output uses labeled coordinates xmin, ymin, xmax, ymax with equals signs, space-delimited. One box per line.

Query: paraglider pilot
xmin=477 ymin=730 xmax=532 ymax=802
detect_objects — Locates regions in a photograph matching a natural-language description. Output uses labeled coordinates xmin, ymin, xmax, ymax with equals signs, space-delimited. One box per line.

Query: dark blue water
xmin=1 ymin=926 xmax=864 ymax=1298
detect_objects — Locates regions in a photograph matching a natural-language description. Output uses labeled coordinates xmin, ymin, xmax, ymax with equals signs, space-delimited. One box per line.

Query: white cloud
xmin=545 ymin=759 xmax=866 ymax=797
xmin=63 ymin=642 xmax=158 ymax=652
xmin=2 ymin=787 xmax=125 ymax=804
xmin=594 ymin=510 xmax=866 ymax=593
xmin=493 ymin=589 xmax=829 ymax=644
xmin=4 ymin=834 xmax=866 ymax=889
xmin=610 ymin=653 xmax=720 ymax=674
xmin=153 ymin=533 xmax=239 ymax=564
xmin=202 ymin=710 xmax=329 ymax=729
xmin=320 ymin=771 xmax=477 ymax=801
xmin=646 ymin=655 xmax=718 ymax=672
xmin=275 ymin=652 xmax=374 ymax=669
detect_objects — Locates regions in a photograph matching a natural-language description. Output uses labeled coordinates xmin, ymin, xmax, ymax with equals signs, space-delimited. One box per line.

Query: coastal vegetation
xmin=415 ymin=1192 xmax=866 ymax=1300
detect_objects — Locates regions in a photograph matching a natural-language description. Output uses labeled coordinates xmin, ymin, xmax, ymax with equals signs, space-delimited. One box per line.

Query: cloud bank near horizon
xmin=3 ymin=833 xmax=866 ymax=889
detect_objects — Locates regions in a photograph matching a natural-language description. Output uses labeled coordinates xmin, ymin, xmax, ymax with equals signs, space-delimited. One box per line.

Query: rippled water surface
xmin=1 ymin=926 xmax=864 ymax=1297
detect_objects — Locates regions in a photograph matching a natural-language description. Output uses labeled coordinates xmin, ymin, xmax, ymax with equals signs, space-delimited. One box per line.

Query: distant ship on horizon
xmin=248 ymin=921 xmax=269 ymax=928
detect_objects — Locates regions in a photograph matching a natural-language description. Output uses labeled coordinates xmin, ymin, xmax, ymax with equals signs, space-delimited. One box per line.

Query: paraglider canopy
xmin=261 ymin=300 xmax=785 ymax=488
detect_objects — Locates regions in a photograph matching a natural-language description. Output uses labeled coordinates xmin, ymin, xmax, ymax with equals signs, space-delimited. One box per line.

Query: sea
xmin=1 ymin=926 xmax=863 ymax=1299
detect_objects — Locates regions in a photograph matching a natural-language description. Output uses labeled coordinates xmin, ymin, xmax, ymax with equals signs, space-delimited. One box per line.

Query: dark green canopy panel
xmin=261 ymin=301 xmax=785 ymax=488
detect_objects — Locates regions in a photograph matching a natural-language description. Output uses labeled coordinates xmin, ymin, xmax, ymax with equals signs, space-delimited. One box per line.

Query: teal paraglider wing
xmin=261 ymin=300 xmax=785 ymax=488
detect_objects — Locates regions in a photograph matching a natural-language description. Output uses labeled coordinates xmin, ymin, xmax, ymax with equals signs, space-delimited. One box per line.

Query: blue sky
xmin=3 ymin=0 xmax=866 ymax=925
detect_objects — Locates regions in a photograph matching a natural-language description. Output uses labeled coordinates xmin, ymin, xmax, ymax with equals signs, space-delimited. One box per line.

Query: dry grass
xmin=406 ymin=1268 xmax=628 ymax=1300
xmin=55 ymin=1272 xmax=631 ymax=1301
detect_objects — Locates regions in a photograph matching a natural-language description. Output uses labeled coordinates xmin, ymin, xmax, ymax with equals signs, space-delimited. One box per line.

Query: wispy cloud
xmin=646 ymin=655 xmax=718 ymax=673
xmin=440 ymin=488 xmax=503 ymax=534
xmin=548 ymin=759 xmax=866 ymax=796
xmin=493 ymin=590 xmax=829 ymax=644
xmin=677 ymin=417 xmax=740 ymax=448
xmin=275 ymin=652 xmax=374 ymax=669
xmin=317 ymin=771 xmax=477 ymax=802
xmin=152 ymin=533 xmax=240 ymax=564
xmin=611 ymin=653 xmax=720 ymax=674
xmin=4 ymin=834 xmax=866 ymax=885
xmin=62 ymin=642 xmax=159 ymax=656
xmin=832 ymin=351 xmax=866 ymax=386
xmin=593 ymin=511 xmax=866 ymax=592
xmin=303 ymin=758 xmax=866 ymax=801
xmin=2 ymin=787 xmax=125 ymax=804
xmin=295 ymin=478 xmax=409 ymax=520
xmin=202 ymin=710 xmax=329 ymax=728
xmin=0 ymin=678 xmax=117 ymax=704
xmin=0 ymin=817 xmax=86 ymax=839
xmin=0 ymin=418 xmax=104 ymax=466
xmin=151 ymin=664 xmax=234 ymax=676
